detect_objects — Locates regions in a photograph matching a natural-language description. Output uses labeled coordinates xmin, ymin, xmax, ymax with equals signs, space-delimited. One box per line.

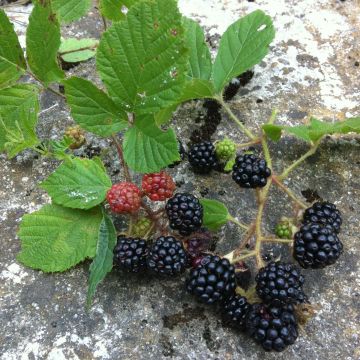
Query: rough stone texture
xmin=1 ymin=0 xmax=360 ymax=359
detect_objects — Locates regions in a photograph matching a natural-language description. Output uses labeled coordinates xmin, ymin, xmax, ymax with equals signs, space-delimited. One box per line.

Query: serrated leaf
xmin=263 ymin=117 xmax=360 ymax=142
xmin=154 ymin=103 xmax=178 ymax=126
xmin=183 ymin=17 xmax=212 ymax=81
xmin=40 ymin=157 xmax=112 ymax=209
xmin=200 ymin=198 xmax=231 ymax=231
xmin=64 ymin=77 xmax=128 ymax=136
xmin=96 ymin=0 xmax=188 ymax=114
xmin=87 ymin=209 xmax=116 ymax=307
xmin=17 ymin=204 xmax=103 ymax=272
xmin=0 ymin=10 xmax=26 ymax=89
xmin=59 ymin=38 xmax=98 ymax=63
xmin=178 ymin=79 xmax=215 ymax=102
xmin=52 ymin=0 xmax=92 ymax=23
xmin=0 ymin=84 xmax=39 ymax=155
xmin=26 ymin=0 xmax=64 ymax=85
xmin=99 ymin=0 xmax=138 ymax=21
xmin=123 ymin=114 xmax=179 ymax=173
xmin=213 ymin=10 xmax=275 ymax=93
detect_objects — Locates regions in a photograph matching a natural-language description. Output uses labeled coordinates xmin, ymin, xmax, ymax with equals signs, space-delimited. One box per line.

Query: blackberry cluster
xmin=166 ymin=193 xmax=203 ymax=235
xmin=147 ymin=236 xmax=188 ymax=275
xmin=185 ymin=255 xmax=236 ymax=304
xmin=293 ymin=201 xmax=343 ymax=269
xmin=188 ymin=141 xmax=218 ymax=174
xmin=113 ymin=237 xmax=149 ymax=272
xmin=223 ymin=295 xmax=251 ymax=330
xmin=256 ymin=262 xmax=306 ymax=305
xmin=246 ymin=303 xmax=298 ymax=352
xmin=232 ymin=154 xmax=271 ymax=188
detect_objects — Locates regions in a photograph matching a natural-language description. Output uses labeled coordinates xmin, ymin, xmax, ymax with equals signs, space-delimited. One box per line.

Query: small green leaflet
xmin=87 ymin=209 xmax=117 ymax=307
xmin=123 ymin=114 xmax=180 ymax=173
xmin=59 ymin=38 xmax=98 ymax=63
xmin=0 ymin=10 xmax=26 ymax=89
xmin=263 ymin=117 xmax=360 ymax=142
xmin=0 ymin=84 xmax=39 ymax=156
xmin=26 ymin=0 xmax=64 ymax=85
xmin=99 ymin=0 xmax=138 ymax=21
xmin=40 ymin=157 xmax=112 ymax=210
xmin=213 ymin=10 xmax=275 ymax=94
xmin=52 ymin=0 xmax=92 ymax=23
xmin=200 ymin=198 xmax=231 ymax=231
xmin=17 ymin=204 xmax=103 ymax=272
xmin=96 ymin=0 xmax=188 ymax=115
xmin=64 ymin=77 xmax=128 ymax=137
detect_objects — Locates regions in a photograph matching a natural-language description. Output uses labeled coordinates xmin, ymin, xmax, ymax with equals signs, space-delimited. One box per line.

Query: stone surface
xmin=1 ymin=0 xmax=360 ymax=359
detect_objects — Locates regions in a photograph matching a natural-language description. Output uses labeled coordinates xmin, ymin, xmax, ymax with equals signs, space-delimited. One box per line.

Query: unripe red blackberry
xmin=106 ymin=182 xmax=141 ymax=214
xmin=142 ymin=171 xmax=175 ymax=201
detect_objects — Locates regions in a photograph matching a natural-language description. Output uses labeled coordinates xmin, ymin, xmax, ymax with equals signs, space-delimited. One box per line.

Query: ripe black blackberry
xmin=246 ymin=303 xmax=298 ymax=352
xmin=113 ymin=237 xmax=149 ymax=272
xmin=293 ymin=223 xmax=343 ymax=269
xmin=147 ymin=236 xmax=188 ymax=275
xmin=222 ymin=295 xmax=251 ymax=330
xmin=303 ymin=201 xmax=342 ymax=233
xmin=186 ymin=255 xmax=236 ymax=304
xmin=188 ymin=141 xmax=218 ymax=174
xmin=165 ymin=193 xmax=203 ymax=235
xmin=232 ymin=153 xmax=271 ymax=188
xmin=256 ymin=261 xmax=306 ymax=305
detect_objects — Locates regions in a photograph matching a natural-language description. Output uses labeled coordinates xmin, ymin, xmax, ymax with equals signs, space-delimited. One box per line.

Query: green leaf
xmin=263 ymin=117 xmax=360 ymax=142
xmin=123 ymin=114 xmax=179 ymax=173
xmin=17 ymin=204 xmax=103 ymax=272
xmin=64 ymin=77 xmax=128 ymax=136
xmin=59 ymin=38 xmax=98 ymax=63
xmin=224 ymin=157 xmax=236 ymax=172
xmin=213 ymin=10 xmax=275 ymax=93
xmin=178 ymin=79 xmax=215 ymax=102
xmin=26 ymin=0 xmax=64 ymax=85
xmin=0 ymin=84 xmax=39 ymax=155
xmin=87 ymin=209 xmax=116 ymax=307
xmin=154 ymin=103 xmax=178 ymax=126
xmin=52 ymin=0 xmax=92 ymax=23
xmin=200 ymin=198 xmax=231 ymax=231
xmin=183 ymin=17 xmax=212 ymax=81
xmin=40 ymin=157 xmax=112 ymax=210
xmin=0 ymin=10 xmax=26 ymax=89
xmin=96 ymin=0 xmax=188 ymax=114
xmin=99 ymin=0 xmax=138 ymax=21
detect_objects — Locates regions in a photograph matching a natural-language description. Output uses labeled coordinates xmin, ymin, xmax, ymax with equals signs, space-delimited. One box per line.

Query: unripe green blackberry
xmin=215 ymin=138 xmax=237 ymax=161
xmin=275 ymin=223 xmax=292 ymax=239
xmin=132 ymin=217 xmax=153 ymax=238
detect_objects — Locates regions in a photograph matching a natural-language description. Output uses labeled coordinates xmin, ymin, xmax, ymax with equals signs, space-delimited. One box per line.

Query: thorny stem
xmin=272 ymin=176 xmax=307 ymax=209
xmin=278 ymin=141 xmax=321 ymax=180
xmin=216 ymin=96 xmax=257 ymax=140
xmin=111 ymin=135 xmax=131 ymax=182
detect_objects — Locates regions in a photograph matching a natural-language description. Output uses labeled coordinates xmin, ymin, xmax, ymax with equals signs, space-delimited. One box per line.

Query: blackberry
xmin=113 ymin=237 xmax=149 ymax=272
xmin=222 ymin=295 xmax=251 ymax=330
xmin=186 ymin=255 xmax=236 ymax=304
xmin=147 ymin=236 xmax=188 ymax=275
xmin=303 ymin=201 xmax=342 ymax=233
xmin=293 ymin=223 xmax=343 ymax=269
xmin=246 ymin=303 xmax=298 ymax=352
xmin=166 ymin=193 xmax=203 ymax=235
xmin=232 ymin=154 xmax=271 ymax=188
xmin=256 ymin=262 xmax=306 ymax=305
xmin=188 ymin=141 xmax=218 ymax=174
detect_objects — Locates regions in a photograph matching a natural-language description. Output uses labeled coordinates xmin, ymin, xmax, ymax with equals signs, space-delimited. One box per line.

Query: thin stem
xmin=261 ymin=134 xmax=272 ymax=169
xmin=272 ymin=176 xmax=307 ymax=209
xmin=216 ymin=96 xmax=257 ymax=140
xmin=278 ymin=141 xmax=321 ymax=180
xmin=111 ymin=135 xmax=131 ymax=182
xmin=27 ymin=70 xmax=66 ymax=99
xmin=261 ymin=237 xmax=293 ymax=244
xmin=101 ymin=15 xmax=107 ymax=30
xmin=236 ymin=139 xmax=261 ymax=149
xmin=228 ymin=216 xmax=249 ymax=231
xmin=267 ymin=109 xmax=278 ymax=125
xmin=58 ymin=44 xmax=97 ymax=56
xmin=230 ymin=251 xmax=257 ymax=264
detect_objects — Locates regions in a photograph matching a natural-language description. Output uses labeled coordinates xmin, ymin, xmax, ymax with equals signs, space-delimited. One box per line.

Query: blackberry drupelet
xmin=303 ymin=201 xmax=342 ymax=233
xmin=232 ymin=154 xmax=271 ymax=188
xmin=113 ymin=237 xmax=149 ymax=272
xmin=188 ymin=141 xmax=218 ymax=174
xmin=222 ymin=295 xmax=251 ymax=330
xmin=246 ymin=303 xmax=298 ymax=352
xmin=293 ymin=223 xmax=343 ymax=268
xmin=256 ymin=261 xmax=306 ymax=305
xmin=165 ymin=193 xmax=203 ymax=235
xmin=147 ymin=236 xmax=188 ymax=275
xmin=186 ymin=255 xmax=236 ymax=304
